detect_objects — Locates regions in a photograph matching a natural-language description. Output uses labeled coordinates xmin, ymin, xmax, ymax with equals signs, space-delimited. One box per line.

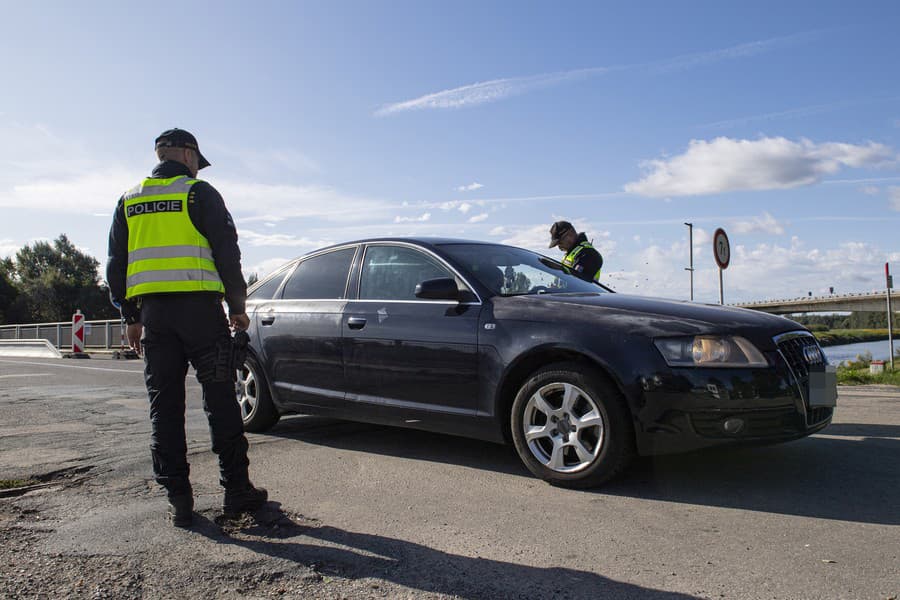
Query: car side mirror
xmin=415 ymin=277 xmax=459 ymax=301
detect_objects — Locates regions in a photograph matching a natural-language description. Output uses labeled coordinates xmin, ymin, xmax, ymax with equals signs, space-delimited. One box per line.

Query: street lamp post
xmin=684 ymin=222 xmax=694 ymax=301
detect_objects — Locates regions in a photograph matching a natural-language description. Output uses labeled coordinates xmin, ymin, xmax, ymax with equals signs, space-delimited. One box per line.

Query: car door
xmin=343 ymin=243 xmax=481 ymax=418
xmin=256 ymin=245 xmax=358 ymax=411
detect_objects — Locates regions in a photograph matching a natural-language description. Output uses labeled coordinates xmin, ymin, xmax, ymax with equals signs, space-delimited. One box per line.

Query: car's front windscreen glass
xmin=438 ymin=244 xmax=609 ymax=296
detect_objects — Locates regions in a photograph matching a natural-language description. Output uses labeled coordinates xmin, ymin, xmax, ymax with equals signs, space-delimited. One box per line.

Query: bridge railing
xmin=735 ymin=290 xmax=888 ymax=307
xmin=0 ymin=319 xmax=125 ymax=350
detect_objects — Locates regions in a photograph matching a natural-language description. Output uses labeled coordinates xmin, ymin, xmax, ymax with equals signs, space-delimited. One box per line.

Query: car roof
xmin=309 ymin=237 xmax=502 ymax=255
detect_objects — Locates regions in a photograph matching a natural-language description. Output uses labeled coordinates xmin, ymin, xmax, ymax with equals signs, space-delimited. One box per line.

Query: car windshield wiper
xmin=538 ymin=257 xmax=567 ymax=272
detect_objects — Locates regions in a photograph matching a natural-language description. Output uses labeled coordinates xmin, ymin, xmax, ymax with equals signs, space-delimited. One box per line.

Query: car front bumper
xmin=633 ymin=358 xmax=836 ymax=456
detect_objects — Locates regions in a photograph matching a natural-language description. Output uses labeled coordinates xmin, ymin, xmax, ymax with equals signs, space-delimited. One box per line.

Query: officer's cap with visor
xmin=548 ymin=220 xmax=574 ymax=248
xmin=154 ymin=128 xmax=211 ymax=169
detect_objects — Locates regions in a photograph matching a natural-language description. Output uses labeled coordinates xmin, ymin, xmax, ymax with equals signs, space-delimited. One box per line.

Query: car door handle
xmin=260 ymin=310 xmax=276 ymax=326
xmin=347 ymin=317 xmax=367 ymax=330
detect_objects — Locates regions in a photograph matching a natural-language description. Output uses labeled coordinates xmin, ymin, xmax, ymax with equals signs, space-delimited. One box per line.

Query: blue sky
xmin=1 ymin=1 xmax=899 ymax=305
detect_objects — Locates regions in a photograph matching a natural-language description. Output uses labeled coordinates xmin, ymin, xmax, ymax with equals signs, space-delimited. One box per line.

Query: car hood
xmin=491 ymin=292 xmax=803 ymax=349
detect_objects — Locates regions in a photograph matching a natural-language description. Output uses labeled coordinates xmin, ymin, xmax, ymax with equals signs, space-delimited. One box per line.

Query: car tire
xmin=511 ymin=362 xmax=635 ymax=488
xmin=237 ymin=354 xmax=280 ymax=432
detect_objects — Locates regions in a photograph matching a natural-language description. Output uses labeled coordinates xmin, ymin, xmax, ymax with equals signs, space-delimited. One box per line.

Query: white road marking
xmin=0 ymin=373 xmax=51 ymax=379
xmin=0 ymin=358 xmax=144 ymax=374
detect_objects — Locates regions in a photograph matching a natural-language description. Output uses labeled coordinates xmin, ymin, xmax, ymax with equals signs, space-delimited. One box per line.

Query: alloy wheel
xmin=522 ymin=382 xmax=605 ymax=473
xmin=236 ymin=363 xmax=258 ymax=420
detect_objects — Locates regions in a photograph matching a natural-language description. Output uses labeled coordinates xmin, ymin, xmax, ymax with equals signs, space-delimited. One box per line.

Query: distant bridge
xmin=734 ymin=291 xmax=895 ymax=314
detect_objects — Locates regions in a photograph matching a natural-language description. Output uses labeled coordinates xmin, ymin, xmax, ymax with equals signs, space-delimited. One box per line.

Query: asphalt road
xmin=0 ymin=355 xmax=898 ymax=599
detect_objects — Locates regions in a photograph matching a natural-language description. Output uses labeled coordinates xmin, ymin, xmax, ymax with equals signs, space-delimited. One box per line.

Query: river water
xmin=821 ymin=339 xmax=897 ymax=364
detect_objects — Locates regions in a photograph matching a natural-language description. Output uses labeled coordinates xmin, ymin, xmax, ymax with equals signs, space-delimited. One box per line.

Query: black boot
xmin=168 ymin=494 xmax=194 ymax=528
xmin=223 ymin=483 xmax=268 ymax=516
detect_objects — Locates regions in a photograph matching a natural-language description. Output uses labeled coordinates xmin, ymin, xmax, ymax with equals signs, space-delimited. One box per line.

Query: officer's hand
xmin=126 ymin=323 xmax=143 ymax=356
xmin=230 ymin=313 xmax=250 ymax=331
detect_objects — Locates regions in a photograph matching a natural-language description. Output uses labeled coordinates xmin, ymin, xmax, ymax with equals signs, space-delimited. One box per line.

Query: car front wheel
xmin=511 ymin=362 xmax=634 ymax=488
xmin=236 ymin=355 xmax=280 ymax=432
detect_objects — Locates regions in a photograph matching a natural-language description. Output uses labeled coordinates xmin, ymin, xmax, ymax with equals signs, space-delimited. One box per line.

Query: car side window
xmin=247 ymin=266 xmax=290 ymax=300
xmin=280 ymin=247 xmax=356 ymax=300
xmin=360 ymin=245 xmax=454 ymax=301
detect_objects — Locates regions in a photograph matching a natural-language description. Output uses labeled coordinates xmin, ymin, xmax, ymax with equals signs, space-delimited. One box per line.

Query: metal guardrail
xmin=0 ymin=319 xmax=126 ymax=350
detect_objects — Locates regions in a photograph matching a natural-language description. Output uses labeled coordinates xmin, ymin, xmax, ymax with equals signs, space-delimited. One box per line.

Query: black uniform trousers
xmin=140 ymin=294 xmax=249 ymax=498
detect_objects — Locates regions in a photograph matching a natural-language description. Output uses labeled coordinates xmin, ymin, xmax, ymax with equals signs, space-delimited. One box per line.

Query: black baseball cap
xmin=154 ymin=128 xmax=211 ymax=169
xmin=548 ymin=220 xmax=574 ymax=248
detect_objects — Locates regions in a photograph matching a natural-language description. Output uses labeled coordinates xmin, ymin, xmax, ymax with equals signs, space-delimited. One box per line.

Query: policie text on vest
xmin=126 ymin=200 xmax=183 ymax=218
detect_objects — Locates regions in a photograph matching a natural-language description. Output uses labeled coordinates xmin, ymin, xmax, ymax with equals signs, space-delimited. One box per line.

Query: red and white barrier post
xmin=72 ymin=309 xmax=85 ymax=354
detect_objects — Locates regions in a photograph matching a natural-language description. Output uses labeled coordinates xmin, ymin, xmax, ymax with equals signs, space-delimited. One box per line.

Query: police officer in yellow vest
xmin=548 ymin=220 xmax=603 ymax=283
xmin=106 ymin=128 xmax=266 ymax=527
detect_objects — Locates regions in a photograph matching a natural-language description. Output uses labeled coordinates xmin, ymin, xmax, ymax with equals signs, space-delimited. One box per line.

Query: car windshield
xmin=438 ymin=243 xmax=610 ymax=296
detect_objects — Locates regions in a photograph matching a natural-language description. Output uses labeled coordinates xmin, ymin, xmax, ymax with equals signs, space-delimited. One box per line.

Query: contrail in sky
xmin=375 ymin=31 xmax=823 ymax=116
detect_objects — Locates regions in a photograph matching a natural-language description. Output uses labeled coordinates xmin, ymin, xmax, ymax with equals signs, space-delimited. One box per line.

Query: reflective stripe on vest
xmin=123 ymin=175 xmax=224 ymax=299
xmin=562 ymin=242 xmax=601 ymax=282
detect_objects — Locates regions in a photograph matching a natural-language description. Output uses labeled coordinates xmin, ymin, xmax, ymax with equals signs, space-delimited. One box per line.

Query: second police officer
xmin=548 ymin=220 xmax=604 ymax=283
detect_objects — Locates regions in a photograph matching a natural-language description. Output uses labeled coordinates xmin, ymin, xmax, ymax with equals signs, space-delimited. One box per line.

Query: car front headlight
xmin=653 ymin=335 xmax=768 ymax=368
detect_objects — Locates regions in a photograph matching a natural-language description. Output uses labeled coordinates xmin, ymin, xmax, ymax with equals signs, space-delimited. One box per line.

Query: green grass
xmin=0 ymin=479 xmax=37 ymax=489
xmin=837 ymin=365 xmax=900 ymax=386
xmin=812 ymin=329 xmax=890 ymax=347
xmin=830 ymin=347 xmax=900 ymax=386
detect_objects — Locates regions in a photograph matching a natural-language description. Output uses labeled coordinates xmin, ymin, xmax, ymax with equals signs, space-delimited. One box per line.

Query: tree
xmin=0 ymin=258 xmax=18 ymax=324
xmin=9 ymin=234 xmax=118 ymax=323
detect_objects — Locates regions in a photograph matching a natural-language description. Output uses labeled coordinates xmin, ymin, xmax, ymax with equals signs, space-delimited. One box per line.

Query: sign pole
xmin=888 ymin=263 xmax=894 ymax=370
xmin=719 ymin=268 xmax=724 ymax=305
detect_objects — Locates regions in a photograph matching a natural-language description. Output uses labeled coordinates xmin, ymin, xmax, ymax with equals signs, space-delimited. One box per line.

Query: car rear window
xmin=280 ymin=247 xmax=356 ymax=300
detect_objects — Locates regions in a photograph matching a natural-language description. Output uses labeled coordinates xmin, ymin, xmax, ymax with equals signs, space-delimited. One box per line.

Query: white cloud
xmin=1 ymin=168 xmax=146 ymax=213
xmin=219 ymin=180 xmax=393 ymax=222
xmin=246 ymin=256 xmax=294 ymax=280
xmin=468 ymin=213 xmax=488 ymax=223
xmin=456 ymin=182 xmax=484 ymax=192
xmin=0 ymin=238 xmax=20 ymax=258
xmin=238 ymin=230 xmax=333 ymax=249
xmin=624 ymin=137 xmax=896 ymax=197
xmin=731 ymin=212 xmax=785 ymax=235
xmin=860 ymin=185 xmax=880 ymax=195
xmin=457 ymin=202 xmax=472 ymax=214
xmin=612 ymin=234 xmax=896 ymax=302
xmin=489 ymin=226 xmax=508 ymax=236
xmin=394 ymin=212 xmax=431 ymax=223
xmin=889 ymin=187 xmax=900 ymax=211
xmin=0 ymin=122 xmax=392 ymax=224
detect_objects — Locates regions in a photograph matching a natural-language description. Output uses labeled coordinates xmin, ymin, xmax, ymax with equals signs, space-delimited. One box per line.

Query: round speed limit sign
xmin=713 ymin=228 xmax=730 ymax=269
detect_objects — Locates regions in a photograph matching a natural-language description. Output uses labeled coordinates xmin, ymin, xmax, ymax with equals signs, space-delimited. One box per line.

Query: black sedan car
xmin=237 ymin=238 xmax=836 ymax=488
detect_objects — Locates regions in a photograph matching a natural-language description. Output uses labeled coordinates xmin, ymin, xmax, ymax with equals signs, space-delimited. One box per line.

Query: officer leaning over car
xmin=548 ymin=220 xmax=603 ymax=283
xmin=106 ymin=128 xmax=267 ymax=528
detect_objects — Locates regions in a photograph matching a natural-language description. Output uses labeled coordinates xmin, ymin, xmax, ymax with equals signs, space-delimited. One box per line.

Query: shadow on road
xmin=264 ymin=416 xmax=899 ymax=526
xmin=191 ymin=502 xmax=700 ymax=600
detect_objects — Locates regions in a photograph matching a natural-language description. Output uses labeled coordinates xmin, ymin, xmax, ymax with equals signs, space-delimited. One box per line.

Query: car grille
xmin=690 ymin=408 xmax=802 ymax=438
xmin=776 ymin=333 xmax=825 ymax=382
xmin=775 ymin=332 xmax=833 ymax=427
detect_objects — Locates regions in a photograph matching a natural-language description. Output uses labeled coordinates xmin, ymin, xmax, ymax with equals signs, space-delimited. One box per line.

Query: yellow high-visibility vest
xmin=123 ymin=175 xmax=225 ymax=299
xmin=562 ymin=241 xmax=602 ymax=282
